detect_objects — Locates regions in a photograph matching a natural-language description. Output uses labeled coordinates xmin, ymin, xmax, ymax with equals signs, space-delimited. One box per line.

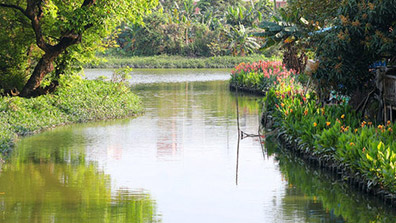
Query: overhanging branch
xmin=0 ymin=3 xmax=28 ymax=16
xmin=82 ymin=0 xmax=96 ymax=7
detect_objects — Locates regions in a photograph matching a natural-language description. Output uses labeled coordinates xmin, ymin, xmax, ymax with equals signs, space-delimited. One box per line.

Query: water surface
xmin=1 ymin=69 xmax=395 ymax=222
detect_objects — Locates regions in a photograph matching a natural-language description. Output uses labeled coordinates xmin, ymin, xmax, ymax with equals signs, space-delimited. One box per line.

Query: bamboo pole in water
xmin=236 ymin=87 xmax=241 ymax=186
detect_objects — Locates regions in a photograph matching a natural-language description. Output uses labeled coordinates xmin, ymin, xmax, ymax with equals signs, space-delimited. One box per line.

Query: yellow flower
xmin=339 ymin=15 xmax=349 ymax=25
xmin=351 ymin=20 xmax=360 ymax=27
xmin=326 ymin=122 xmax=331 ymax=126
xmin=349 ymin=142 xmax=355 ymax=146
xmin=368 ymin=2 xmax=374 ymax=10
xmin=387 ymin=120 xmax=391 ymax=126
xmin=341 ymin=114 xmax=345 ymax=119
xmin=313 ymin=122 xmax=317 ymax=127
xmin=354 ymin=128 xmax=358 ymax=133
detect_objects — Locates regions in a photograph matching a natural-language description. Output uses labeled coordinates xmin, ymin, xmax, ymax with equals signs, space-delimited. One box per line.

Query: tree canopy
xmin=313 ymin=0 xmax=396 ymax=96
xmin=0 ymin=0 xmax=157 ymax=97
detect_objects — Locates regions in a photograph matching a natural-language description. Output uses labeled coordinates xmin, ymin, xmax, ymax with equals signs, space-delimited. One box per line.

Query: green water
xmin=0 ymin=69 xmax=395 ymax=222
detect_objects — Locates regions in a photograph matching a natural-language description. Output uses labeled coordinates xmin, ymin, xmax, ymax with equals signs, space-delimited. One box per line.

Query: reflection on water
xmin=1 ymin=69 xmax=395 ymax=222
xmin=0 ymin=129 xmax=158 ymax=222
xmin=265 ymin=136 xmax=396 ymax=223
xmin=83 ymin=68 xmax=230 ymax=84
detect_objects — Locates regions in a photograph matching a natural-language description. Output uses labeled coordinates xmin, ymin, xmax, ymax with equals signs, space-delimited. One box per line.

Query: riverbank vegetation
xmin=0 ymin=75 xmax=142 ymax=154
xmin=230 ymin=60 xmax=295 ymax=93
xmin=231 ymin=60 xmax=396 ymax=197
xmin=87 ymin=54 xmax=279 ymax=69
xmin=227 ymin=0 xmax=396 ymax=199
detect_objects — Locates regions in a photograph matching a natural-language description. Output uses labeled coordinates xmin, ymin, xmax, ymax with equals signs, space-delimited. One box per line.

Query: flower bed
xmin=231 ymin=60 xmax=396 ymax=199
xmin=230 ymin=61 xmax=296 ymax=94
xmin=263 ymin=72 xmax=396 ymax=197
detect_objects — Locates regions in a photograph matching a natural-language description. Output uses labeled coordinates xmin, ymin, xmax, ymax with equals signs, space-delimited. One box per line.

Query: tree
xmin=285 ymin=0 xmax=341 ymax=28
xmin=313 ymin=0 xmax=396 ymax=97
xmin=0 ymin=0 xmax=157 ymax=97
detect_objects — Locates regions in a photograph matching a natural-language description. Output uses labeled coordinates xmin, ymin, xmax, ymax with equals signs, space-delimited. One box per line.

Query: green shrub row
xmin=0 ymin=75 xmax=143 ymax=153
xmin=86 ymin=55 xmax=279 ymax=69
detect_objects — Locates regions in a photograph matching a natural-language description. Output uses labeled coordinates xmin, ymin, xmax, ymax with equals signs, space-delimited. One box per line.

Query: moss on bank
xmin=86 ymin=55 xmax=280 ymax=69
xmin=0 ymin=75 xmax=143 ymax=154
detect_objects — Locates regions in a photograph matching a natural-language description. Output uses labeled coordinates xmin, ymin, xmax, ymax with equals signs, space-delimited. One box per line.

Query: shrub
xmin=0 ymin=75 xmax=143 ymax=154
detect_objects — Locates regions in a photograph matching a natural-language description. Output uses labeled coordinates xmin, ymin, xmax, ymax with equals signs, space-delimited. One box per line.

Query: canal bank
xmin=0 ymin=75 xmax=143 ymax=155
xmin=230 ymin=60 xmax=396 ymax=207
xmin=1 ymin=69 xmax=395 ymax=222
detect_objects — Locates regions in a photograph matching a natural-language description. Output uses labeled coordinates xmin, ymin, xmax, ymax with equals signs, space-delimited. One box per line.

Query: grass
xmin=0 ymin=75 xmax=143 ymax=154
xmin=85 ymin=54 xmax=281 ymax=69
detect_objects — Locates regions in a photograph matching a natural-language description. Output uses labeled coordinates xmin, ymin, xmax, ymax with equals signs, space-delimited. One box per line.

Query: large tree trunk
xmin=20 ymin=51 xmax=60 ymax=97
xmin=0 ymin=0 xmax=96 ymax=98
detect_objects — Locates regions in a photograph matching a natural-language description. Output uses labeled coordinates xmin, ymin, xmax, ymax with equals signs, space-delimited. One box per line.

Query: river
xmin=0 ymin=69 xmax=395 ymax=222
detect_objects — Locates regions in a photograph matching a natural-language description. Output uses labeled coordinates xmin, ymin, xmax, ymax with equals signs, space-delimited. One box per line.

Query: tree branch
xmin=0 ymin=3 xmax=27 ymax=16
xmin=82 ymin=0 xmax=96 ymax=7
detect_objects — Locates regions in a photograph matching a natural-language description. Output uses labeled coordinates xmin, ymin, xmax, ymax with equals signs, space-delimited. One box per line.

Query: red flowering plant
xmin=230 ymin=61 xmax=296 ymax=92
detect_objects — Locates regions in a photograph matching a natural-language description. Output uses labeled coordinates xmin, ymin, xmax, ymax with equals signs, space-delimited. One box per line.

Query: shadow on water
xmin=264 ymin=135 xmax=396 ymax=223
xmin=0 ymin=129 xmax=160 ymax=223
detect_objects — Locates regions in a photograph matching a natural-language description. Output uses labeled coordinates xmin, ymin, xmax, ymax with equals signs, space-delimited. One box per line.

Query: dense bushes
xmin=0 ymin=75 xmax=142 ymax=153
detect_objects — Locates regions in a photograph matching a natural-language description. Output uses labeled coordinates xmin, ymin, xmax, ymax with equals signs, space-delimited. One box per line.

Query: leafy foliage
xmin=0 ymin=0 xmax=157 ymax=95
xmin=225 ymin=24 xmax=260 ymax=56
xmin=106 ymin=0 xmax=274 ymax=57
xmin=254 ymin=9 xmax=313 ymax=73
xmin=0 ymin=76 xmax=142 ymax=153
xmin=261 ymin=62 xmax=396 ymax=193
xmin=314 ymin=0 xmax=396 ymax=96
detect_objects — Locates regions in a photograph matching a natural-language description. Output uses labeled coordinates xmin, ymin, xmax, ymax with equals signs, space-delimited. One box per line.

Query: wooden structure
xmin=384 ymin=74 xmax=396 ymax=121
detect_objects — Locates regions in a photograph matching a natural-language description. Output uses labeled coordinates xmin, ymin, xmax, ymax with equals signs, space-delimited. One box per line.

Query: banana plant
xmin=225 ymin=24 xmax=260 ymax=56
xmin=253 ymin=10 xmax=304 ymax=49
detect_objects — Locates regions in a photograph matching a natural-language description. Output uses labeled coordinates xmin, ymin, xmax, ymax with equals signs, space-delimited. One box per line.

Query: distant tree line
xmin=104 ymin=0 xmax=274 ymax=57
